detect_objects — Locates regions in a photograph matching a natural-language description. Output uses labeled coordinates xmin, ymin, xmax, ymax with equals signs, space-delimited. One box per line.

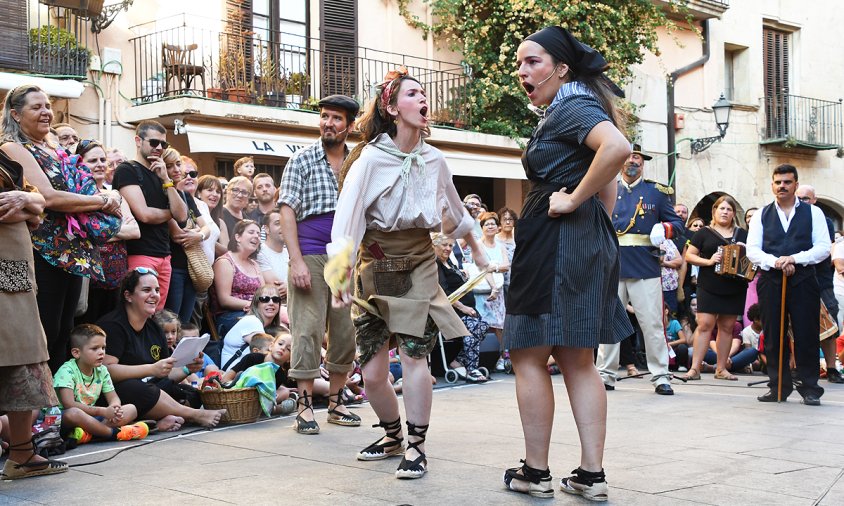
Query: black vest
xmin=761 ymin=200 xmax=813 ymax=257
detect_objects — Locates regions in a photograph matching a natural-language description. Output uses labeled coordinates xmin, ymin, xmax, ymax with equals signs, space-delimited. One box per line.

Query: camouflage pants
xmin=355 ymin=312 xmax=439 ymax=366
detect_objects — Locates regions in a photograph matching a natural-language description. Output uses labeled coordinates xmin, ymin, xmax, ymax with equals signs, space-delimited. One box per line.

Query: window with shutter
xmin=0 ymin=0 xmax=29 ymax=71
xmin=225 ymin=0 xmax=254 ymax=86
xmin=763 ymin=28 xmax=790 ymax=139
xmin=321 ymin=0 xmax=357 ymax=97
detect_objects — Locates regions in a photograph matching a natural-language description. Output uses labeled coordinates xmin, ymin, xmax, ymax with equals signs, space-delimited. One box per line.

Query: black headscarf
xmin=525 ymin=26 xmax=624 ymax=97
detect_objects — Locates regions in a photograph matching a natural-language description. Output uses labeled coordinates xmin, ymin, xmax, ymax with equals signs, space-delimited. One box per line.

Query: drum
xmin=820 ymin=300 xmax=838 ymax=341
xmin=714 ymin=244 xmax=757 ymax=281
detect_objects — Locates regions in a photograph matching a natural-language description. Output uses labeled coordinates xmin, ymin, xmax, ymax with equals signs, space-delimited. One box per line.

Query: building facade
xmin=634 ymin=0 xmax=844 ymax=228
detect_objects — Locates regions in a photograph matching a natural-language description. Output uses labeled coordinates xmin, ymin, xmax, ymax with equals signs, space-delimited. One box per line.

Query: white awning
xmin=437 ymin=148 xmax=526 ymax=180
xmin=0 ymin=72 xmax=85 ymax=98
xmin=181 ymin=122 xmax=525 ymax=179
xmin=183 ymin=123 xmax=319 ymax=158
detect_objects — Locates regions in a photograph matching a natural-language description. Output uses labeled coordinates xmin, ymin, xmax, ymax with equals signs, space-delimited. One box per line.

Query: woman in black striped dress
xmin=502 ymin=27 xmax=633 ymax=501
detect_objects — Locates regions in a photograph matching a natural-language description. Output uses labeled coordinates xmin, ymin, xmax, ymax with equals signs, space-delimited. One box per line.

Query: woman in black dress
xmin=503 ymin=27 xmax=633 ymax=501
xmin=682 ymin=196 xmax=749 ymax=381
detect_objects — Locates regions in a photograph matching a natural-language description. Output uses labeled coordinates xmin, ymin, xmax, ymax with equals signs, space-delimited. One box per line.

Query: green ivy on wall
xmin=397 ymin=0 xmax=693 ymax=139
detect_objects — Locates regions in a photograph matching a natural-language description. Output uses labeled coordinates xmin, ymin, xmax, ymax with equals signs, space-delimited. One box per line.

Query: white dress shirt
xmin=746 ymin=197 xmax=831 ymax=270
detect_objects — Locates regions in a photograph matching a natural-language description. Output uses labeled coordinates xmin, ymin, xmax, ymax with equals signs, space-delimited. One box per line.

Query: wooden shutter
xmin=321 ymin=0 xmax=357 ymax=97
xmin=763 ymin=28 xmax=790 ymax=138
xmin=0 ymin=0 xmax=29 ymax=71
xmin=225 ymin=0 xmax=253 ymax=85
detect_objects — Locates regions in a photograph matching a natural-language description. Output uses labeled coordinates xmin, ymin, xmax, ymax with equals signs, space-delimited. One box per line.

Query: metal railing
xmin=764 ymin=94 xmax=843 ymax=148
xmin=129 ymin=23 xmax=473 ymax=128
xmin=26 ymin=2 xmax=92 ymax=78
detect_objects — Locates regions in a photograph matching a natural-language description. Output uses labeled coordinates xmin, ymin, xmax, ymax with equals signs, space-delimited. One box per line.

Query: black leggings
xmin=35 ymin=253 xmax=83 ymax=373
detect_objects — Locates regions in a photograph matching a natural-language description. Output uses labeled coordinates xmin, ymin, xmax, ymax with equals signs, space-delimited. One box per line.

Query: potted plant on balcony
xmin=216 ymin=46 xmax=251 ymax=104
xmin=285 ymin=72 xmax=309 ymax=109
xmin=29 ymin=25 xmax=91 ymax=78
xmin=254 ymin=40 xmax=285 ymax=107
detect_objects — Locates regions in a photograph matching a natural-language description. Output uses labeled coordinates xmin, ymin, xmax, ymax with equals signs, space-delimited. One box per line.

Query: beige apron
xmin=355 ymin=228 xmax=467 ymax=339
xmin=0 ymin=220 xmax=49 ymax=367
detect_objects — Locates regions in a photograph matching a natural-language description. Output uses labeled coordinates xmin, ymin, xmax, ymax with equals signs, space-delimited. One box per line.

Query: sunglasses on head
xmin=75 ymin=139 xmax=100 ymax=154
xmin=133 ymin=266 xmax=159 ymax=277
xmin=258 ymin=296 xmax=282 ymax=303
xmin=185 ymin=170 xmax=198 ymax=178
xmin=143 ymin=138 xmax=169 ymax=150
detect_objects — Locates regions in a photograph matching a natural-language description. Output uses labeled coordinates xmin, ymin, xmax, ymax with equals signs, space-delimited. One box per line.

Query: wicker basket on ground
xmin=200 ymin=387 xmax=261 ymax=424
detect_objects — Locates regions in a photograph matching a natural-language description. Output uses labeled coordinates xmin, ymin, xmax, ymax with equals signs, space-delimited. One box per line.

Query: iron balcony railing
xmin=763 ymin=94 xmax=843 ymax=149
xmin=0 ymin=2 xmax=92 ymax=78
xmin=129 ymin=23 xmax=473 ymax=128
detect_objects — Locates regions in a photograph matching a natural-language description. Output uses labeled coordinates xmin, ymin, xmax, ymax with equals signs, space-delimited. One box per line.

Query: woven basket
xmin=185 ymin=243 xmax=213 ymax=292
xmin=200 ymin=387 xmax=261 ymax=424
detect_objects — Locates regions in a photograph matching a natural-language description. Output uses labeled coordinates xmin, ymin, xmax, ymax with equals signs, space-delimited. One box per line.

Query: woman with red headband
xmin=328 ymin=68 xmax=489 ymax=480
xmin=503 ymin=26 xmax=632 ymax=501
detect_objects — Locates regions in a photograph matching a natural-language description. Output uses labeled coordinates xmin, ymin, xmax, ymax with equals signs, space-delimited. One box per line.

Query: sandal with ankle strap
xmin=503 ymin=459 xmax=554 ymax=498
xmin=327 ymin=388 xmax=362 ymax=426
xmin=357 ymin=418 xmax=404 ymax=461
xmin=1 ymin=439 xmax=68 ymax=480
xmin=395 ymin=422 xmax=428 ymax=479
xmin=294 ymin=390 xmax=320 ymax=435
xmin=560 ymin=467 xmax=608 ymax=502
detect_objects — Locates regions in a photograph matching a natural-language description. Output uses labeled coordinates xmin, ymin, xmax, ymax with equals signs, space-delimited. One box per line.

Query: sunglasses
xmin=185 ymin=170 xmax=198 ymax=178
xmin=143 ymin=138 xmax=170 ymax=150
xmin=76 ymin=139 xmax=101 ymax=154
xmin=258 ymin=296 xmax=282 ymax=303
xmin=133 ymin=266 xmax=159 ymax=277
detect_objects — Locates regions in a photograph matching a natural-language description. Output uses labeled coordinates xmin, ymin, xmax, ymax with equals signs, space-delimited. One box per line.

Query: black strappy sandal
xmin=1 ymin=439 xmax=68 ymax=481
xmin=395 ymin=422 xmax=428 ymax=479
xmin=503 ymin=459 xmax=554 ymax=498
xmin=357 ymin=418 xmax=404 ymax=461
xmin=327 ymin=388 xmax=362 ymax=426
xmin=294 ymin=390 xmax=320 ymax=435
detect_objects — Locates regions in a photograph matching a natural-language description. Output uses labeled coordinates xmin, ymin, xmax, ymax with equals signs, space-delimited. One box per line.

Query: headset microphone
xmin=334 ymin=127 xmax=348 ymax=135
xmin=536 ymin=64 xmax=561 ymax=88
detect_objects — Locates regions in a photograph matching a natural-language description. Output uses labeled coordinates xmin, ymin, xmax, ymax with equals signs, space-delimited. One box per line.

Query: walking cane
xmin=777 ymin=270 xmax=787 ymax=402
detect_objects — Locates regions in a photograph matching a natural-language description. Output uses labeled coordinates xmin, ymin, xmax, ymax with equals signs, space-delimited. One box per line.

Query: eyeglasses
xmin=799 ymin=196 xmax=812 ymax=203
xmin=143 ymin=138 xmax=169 ymax=150
xmin=258 ymin=296 xmax=282 ymax=303
xmin=185 ymin=170 xmax=198 ymax=178
xmin=133 ymin=266 xmax=159 ymax=277
xmin=58 ymin=134 xmax=80 ymax=144
xmin=230 ymin=188 xmax=251 ymax=197
xmin=502 ymin=217 xmax=515 ymax=222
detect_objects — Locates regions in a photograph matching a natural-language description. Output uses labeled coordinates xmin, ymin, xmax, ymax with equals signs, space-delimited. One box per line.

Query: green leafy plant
xmin=287 ymin=72 xmax=309 ymax=96
xmin=396 ymin=0 xmax=693 ymax=138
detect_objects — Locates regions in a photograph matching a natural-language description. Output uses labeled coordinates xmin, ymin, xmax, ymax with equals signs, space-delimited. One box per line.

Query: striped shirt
xmin=278 ymin=140 xmax=347 ymax=221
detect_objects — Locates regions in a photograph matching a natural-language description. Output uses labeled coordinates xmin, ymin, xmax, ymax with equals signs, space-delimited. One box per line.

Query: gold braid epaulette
xmin=646 ymin=179 xmax=674 ymax=195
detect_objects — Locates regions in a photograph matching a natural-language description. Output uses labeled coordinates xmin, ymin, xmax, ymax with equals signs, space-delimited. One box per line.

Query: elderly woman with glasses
xmin=220 ymin=284 xmax=282 ymax=370
xmin=222 ymin=176 xmax=253 ymax=238
xmin=97 ymin=268 xmax=227 ymax=430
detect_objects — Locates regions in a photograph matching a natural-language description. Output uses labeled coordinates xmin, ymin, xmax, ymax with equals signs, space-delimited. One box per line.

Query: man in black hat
xmin=278 ymin=94 xmax=361 ymax=434
xmin=596 ymin=143 xmax=684 ymax=395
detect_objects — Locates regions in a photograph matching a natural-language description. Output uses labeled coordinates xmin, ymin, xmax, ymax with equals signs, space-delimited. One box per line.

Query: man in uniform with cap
xmin=596 ymin=144 xmax=684 ymax=395
xmin=279 ymin=94 xmax=362 ymax=433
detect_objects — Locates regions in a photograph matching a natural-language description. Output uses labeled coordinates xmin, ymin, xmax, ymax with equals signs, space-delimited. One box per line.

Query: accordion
xmin=714 ymin=244 xmax=757 ymax=281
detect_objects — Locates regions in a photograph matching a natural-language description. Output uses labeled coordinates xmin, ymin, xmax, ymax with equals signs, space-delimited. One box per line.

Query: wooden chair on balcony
xmin=162 ymin=43 xmax=206 ymax=96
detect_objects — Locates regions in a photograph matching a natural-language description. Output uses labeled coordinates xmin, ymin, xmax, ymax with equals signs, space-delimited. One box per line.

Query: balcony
xmin=128 ymin=21 xmax=472 ymax=128
xmin=762 ymin=94 xmax=843 ymax=150
xmin=0 ymin=2 xmax=92 ymax=79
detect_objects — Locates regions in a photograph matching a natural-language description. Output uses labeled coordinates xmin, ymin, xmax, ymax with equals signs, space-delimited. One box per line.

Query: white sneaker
xmin=495 ymin=358 xmax=506 ymax=372
xmin=678 ymin=366 xmax=688 ymax=373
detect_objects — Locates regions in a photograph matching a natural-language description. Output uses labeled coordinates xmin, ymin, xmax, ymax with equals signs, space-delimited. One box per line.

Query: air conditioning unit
xmin=40 ymin=1 xmax=104 ymax=17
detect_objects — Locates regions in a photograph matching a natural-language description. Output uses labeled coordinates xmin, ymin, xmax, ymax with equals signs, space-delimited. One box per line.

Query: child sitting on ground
xmin=53 ymin=324 xmax=149 ymax=443
xmin=222 ymin=332 xmax=298 ymax=415
xmin=180 ymin=321 xmax=220 ymax=382
xmin=153 ymin=311 xmax=220 ymax=383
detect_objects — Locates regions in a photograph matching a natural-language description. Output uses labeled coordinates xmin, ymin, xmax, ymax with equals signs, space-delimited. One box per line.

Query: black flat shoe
xmin=757 ymin=390 xmax=789 ymax=402
xmin=604 ymin=384 xmax=614 ymax=391
xmin=655 ymin=384 xmax=674 ymax=395
xmin=801 ymin=394 xmax=821 ymax=406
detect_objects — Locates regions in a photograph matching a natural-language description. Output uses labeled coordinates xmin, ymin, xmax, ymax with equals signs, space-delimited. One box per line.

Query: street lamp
xmin=690 ymin=93 xmax=732 ymax=154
